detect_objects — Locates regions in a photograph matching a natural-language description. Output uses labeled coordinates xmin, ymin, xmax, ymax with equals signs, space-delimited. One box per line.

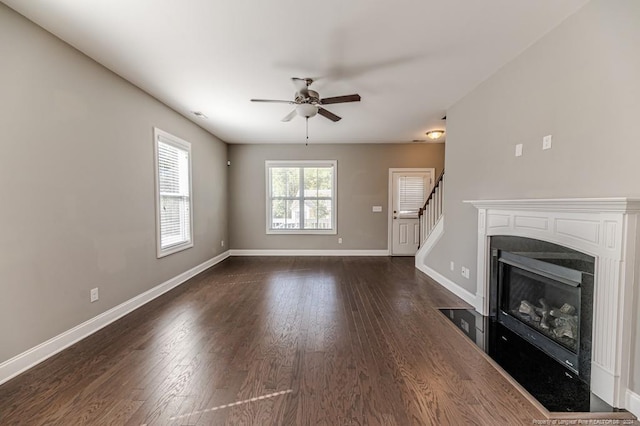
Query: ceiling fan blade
xmin=281 ymin=109 xmax=297 ymax=122
xmin=317 ymin=107 xmax=342 ymax=122
xmin=320 ymin=94 xmax=361 ymax=105
xmin=251 ymin=99 xmax=295 ymax=104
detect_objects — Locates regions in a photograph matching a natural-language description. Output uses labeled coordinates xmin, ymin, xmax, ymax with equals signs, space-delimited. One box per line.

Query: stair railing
xmin=418 ymin=171 xmax=445 ymax=247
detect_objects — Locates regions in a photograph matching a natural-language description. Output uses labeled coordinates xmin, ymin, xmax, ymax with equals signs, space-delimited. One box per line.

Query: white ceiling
xmin=2 ymin=0 xmax=588 ymax=144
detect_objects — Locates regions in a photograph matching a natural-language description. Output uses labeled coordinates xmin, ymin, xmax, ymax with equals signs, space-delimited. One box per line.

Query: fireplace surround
xmin=465 ymin=198 xmax=640 ymax=408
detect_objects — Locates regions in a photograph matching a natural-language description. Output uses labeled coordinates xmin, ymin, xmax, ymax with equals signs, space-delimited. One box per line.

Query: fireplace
xmin=489 ymin=236 xmax=594 ymax=383
xmin=464 ymin=198 xmax=640 ymax=409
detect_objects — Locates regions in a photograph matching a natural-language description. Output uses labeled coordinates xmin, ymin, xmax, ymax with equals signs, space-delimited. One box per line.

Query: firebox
xmin=489 ymin=236 xmax=594 ymax=383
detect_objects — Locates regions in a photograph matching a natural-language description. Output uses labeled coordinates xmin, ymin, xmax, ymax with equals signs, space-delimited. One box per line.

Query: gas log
xmin=517 ymin=299 xmax=578 ymax=342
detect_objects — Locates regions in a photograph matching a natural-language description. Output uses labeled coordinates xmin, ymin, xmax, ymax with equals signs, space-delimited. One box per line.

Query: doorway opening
xmin=388 ymin=168 xmax=434 ymax=256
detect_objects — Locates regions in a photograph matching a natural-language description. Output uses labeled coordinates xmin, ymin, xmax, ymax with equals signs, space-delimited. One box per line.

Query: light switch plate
xmin=515 ymin=144 xmax=523 ymax=157
xmin=372 ymin=206 xmax=382 ymax=212
xmin=543 ymin=135 xmax=552 ymax=150
xmin=90 ymin=287 xmax=99 ymax=302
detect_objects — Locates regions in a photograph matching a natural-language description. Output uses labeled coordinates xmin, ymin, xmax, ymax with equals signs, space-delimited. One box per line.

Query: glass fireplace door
xmin=497 ymin=251 xmax=583 ymax=372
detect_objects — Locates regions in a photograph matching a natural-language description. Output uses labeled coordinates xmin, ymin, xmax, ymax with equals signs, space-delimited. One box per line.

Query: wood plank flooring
xmin=0 ymin=256 xmax=550 ymax=425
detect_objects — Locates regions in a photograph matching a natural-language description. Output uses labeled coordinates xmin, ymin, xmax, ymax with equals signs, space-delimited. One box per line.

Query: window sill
xmin=266 ymin=229 xmax=337 ymax=235
xmin=157 ymin=241 xmax=194 ymax=258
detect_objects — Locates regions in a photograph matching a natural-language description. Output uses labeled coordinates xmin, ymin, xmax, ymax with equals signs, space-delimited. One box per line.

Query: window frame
xmin=154 ymin=127 xmax=194 ymax=258
xmin=265 ymin=160 xmax=337 ymax=235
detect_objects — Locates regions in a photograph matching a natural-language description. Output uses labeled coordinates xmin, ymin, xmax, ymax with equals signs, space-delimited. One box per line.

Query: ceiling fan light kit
xmin=296 ymin=103 xmax=318 ymax=118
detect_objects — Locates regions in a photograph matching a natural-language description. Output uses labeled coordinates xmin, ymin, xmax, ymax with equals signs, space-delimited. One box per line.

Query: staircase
xmin=418 ymin=171 xmax=444 ymax=247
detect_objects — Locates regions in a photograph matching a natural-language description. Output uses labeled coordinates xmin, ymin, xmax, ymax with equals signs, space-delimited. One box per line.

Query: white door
xmin=390 ymin=170 xmax=433 ymax=256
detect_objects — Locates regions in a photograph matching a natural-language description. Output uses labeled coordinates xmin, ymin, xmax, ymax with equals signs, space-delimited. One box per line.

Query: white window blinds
xmin=154 ymin=129 xmax=193 ymax=257
xmin=398 ymin=175 xmax=427 ymax=217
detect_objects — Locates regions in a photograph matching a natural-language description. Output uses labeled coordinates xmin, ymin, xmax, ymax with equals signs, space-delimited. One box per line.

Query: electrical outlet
xmin=90 ymin=287 xmax=99 ymax=303
xmin=543 ymin=134 xmax=552 ymax=150
xmin=461 ymin=267 xmax=470 ymax=279
xmin=221 ymin=240 xmax=224 ymax=247
xmin=450 ymin=261 xmax=455 ymax=271
xmin=338 ymin=237 xmax=343 ymax=244
xmin=515 ymin=144 xmax=523 ymax=157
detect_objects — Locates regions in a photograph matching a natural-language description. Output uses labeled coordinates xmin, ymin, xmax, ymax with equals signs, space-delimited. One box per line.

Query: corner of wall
xmin=415 ymin=216 xmax=479 ymax=309
xmin=415 ymin=216 xmax=444 ymax=267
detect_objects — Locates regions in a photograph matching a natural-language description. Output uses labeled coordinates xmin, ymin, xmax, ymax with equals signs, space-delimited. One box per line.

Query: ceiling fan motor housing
xmin=296 ymin=89 xmax=320 ymax=104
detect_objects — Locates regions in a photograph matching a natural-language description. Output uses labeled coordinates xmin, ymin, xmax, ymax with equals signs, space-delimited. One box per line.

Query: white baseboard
xmin=0 ymin=250 xmax=230 ymax=386
xmin=590 ymin=362 xmax=618 ymax=406
xmin=416 ymin=263 xmax=478 ymax=309
xmin=626 ymin=389 xmax=640 ymax=418
xmin=229 ymin=249 xmax=389 ymax=256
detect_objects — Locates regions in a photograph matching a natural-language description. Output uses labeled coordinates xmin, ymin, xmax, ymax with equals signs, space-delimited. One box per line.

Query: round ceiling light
xmin=426 ymin=130 xmax=445 ymax=140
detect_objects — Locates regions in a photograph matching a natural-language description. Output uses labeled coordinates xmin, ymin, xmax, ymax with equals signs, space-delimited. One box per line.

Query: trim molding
xmin=416 ymin=263 xmax=479 ymax=310
xmin=229 ymin=249 xmax=389 ymax=256
xmin=626 ymin=389 xmax=640 ymax=418
xmin=0 ymin=250 xmax=230 ymax=386
xmin=464 ymin=197 xmax=640 ymax=213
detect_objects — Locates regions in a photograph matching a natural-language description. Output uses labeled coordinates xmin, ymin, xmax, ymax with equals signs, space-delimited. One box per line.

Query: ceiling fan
xmin=251 ymin=77 xmax=361 ymax=122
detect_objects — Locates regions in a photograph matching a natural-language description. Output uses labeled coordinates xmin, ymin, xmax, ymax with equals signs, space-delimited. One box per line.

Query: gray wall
xmin=423 ymin=0 xmax=640 ymax=392
xmin=229 ymin=143 xmax=444 ymax=250
xmin=0 ymin=4 xmax=228 ymax=364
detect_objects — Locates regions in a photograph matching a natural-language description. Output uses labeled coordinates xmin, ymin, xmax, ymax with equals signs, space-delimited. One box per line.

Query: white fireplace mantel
xmin=464 ymin=198 xmax=640 ymax=408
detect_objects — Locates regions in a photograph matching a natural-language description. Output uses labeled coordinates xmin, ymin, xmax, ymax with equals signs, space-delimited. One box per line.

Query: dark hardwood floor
xmin=0 ymin=256 xmax=548 ymax=425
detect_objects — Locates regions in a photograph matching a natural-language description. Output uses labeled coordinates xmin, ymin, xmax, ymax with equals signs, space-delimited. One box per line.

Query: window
xmin=266 ymin=160 xmax=337 ymax=234
xmin=154 ymin=128 xmax=193 ymax=257
xmin=397 ymin=175 xmax=428 ymax=218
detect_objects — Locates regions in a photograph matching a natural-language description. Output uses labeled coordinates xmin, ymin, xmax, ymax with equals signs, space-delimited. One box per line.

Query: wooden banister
xmin=418 ymin=170 xmax=445 ymax=248
xmin=419 ymin=170 xmax=445 ymax=217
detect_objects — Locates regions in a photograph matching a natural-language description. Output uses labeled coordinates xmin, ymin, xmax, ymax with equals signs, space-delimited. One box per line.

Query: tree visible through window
xmin=266 ymin=161 xmax=337 ymax=234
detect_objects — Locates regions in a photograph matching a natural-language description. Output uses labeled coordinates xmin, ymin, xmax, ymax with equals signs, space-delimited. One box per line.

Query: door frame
xmin=387 ymin=168 xmax=435 ymax=255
